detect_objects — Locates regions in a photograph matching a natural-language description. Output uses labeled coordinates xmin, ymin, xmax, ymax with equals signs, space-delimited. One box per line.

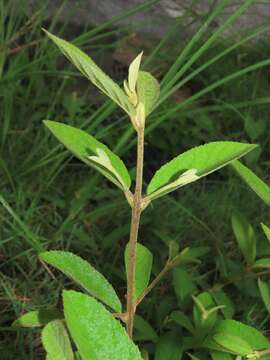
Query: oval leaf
xmin=12 ymin=309 xmax=62 ymax=328
xmin=147 ymin=142 xmax=257 ymax=196
xmin=210 ymin=350 xmax=233 ymax=360
xmin=125 ymin=242 xmax=153 ymax=300
xmin=213 ymin=333 xmax=252 ymax=356
xmin=40 ymin=251 xmax=122 ymax=313
xmin=231 ymin=160 xmax=270 ymax=207
xmin=63 ymin=290 xmax=142 ymax=360
xmin=42 ymin=320 xmax=74 ymax=360
xmin=206 ymin=319 xmax=270 ymax=350
xmin=253 ymin=258 xmax=270 ymax=269
xmin=44 ymin=120 xmax=131 ymax=190
xmin=137 ymin=71 xmax=160 ymax=115
xmin=44 ymin=30 xmax=134 ymax=116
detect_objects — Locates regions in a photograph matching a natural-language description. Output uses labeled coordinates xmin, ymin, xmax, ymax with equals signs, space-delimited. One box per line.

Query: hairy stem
xmin=126 ymin=127 xmax=144 ymax=337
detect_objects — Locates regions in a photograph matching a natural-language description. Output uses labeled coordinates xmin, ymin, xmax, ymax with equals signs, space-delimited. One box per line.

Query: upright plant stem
xmin=126 ymin=126 xmax=144 ymax=337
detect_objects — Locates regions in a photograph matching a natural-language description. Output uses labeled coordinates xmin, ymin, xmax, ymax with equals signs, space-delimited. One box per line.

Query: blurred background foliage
xmin=1 ymin=0 xmax=270 ymax=358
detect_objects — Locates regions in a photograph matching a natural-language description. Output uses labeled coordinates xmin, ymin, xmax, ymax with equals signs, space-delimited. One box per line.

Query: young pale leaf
xmin=213 ymin=333 xmax=252 ymax=356
xmin=44 ymin=121 xmax=131 ymax=190
xmin=147 ymin=142 xmax=257 ymax=196
xmin=12 ymin=309 xmax=62 ymax=328
xmin=262 ymin=223 xmax=270 ymax=242
xmin=40 ymin=251 xmax=122 ymax=313
xmin=231 ymin=211 xmax=256 ymax=266
xmin=231 ymin=160 xmax=270 ymax=207
xmin=42 ymin=320 xmax=74 ymax=360
xmin=63 ymin=291 xmax=142 ymax=360
xmin=154 ymin=332 xmax=183 ymax=360
xmin=258 ymin=278 xmax=270 ymax=315
xmin=205 ymin=319 xmax=270 ymax=351
xmin=125 ymin=242 xmax=153 ymax=300
xmin=44 ymin=30 xmax=134 ymax=116
xmin=137 ymin=71 xmax=160 ymax=115
xmin=128 ymin=52 xmax=143 ymax=94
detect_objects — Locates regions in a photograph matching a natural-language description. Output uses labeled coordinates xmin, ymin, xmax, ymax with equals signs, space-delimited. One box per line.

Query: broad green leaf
xmin=63 ymin=290 xmax=142 ymax=360
xmin=125 ymin=242 xmax=153 ymax=300
xmin=231 ymin=211 xmax=256 ymax=266
xmin=134 ymin=315 xmax=158 ymax=342
xmin=213 ymin=333 xmax=252 ymax=356
xmin=44 ymin=121 xmax=131 ymax=190
xmin=204 ymin=320 xmax=270 ymax=351
xmin=42 ymin=320 xmax=74 ymax=360
xmin=262 ymin=223 xmax=270 ymax=242
xmin=128 ymin=52 xmax=143 ymax=93
xmin=147 ymin=142 xmax=257 ymax=196
xmin=170 ymin=310 xmax=195 ymax=334
xmin=231 ymin=160 xmax=270 ymax=207
xmin=44 ymin=30 xmax=134 ymax=116
xmin=154 ymin=332 xmax=183 ymax=360
xmin=137 ymin=71 xmax=160 ymax=115
xmin=258 ymin=278 xmax=270 ymax=315
xmin=40 ymin=251 xmax=122 ymax=313
xmin=12 ymin=309 xmax=62 ymax=328
xmin=210 ymin=351 xmax=232 ymax=360
xmin=253 ymin=258 xmax=270 ymax=269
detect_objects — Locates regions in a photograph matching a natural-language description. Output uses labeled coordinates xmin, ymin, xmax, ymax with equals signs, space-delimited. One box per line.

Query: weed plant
xmin=1 ymin=0 xmax=270 ymax=358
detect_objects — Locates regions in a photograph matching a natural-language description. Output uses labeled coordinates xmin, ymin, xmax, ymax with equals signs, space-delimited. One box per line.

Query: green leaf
xmin=40 ymin=251 xmax=122 ymax=313
xmin=261 ymin=223 xmax=270 ymax=242
xmin=204 ymin=319 xmax=270 ymax=351
xmin=134 ymin=315 xmax=158 ymax=342
xmin=137 ymin=71 xmax=160 ymax=115
xmin=44 ymin=30 xmax=134 ymax=116
xmin=173 ymin=268 xmax=195 ymax=303
xmin=12 ymin=309 xmax=63 ymax=328
xmin=170 ymin=310 xmax=195 ymax=334
xmin=211 ymin=290 xmax=235 ymax=319
xmin=42 ymin=320 xmax=74 ymax=360
xmin=253 ymin=258 xmax=270 ymax=269
xmin=213 ymin=333 xmax=252 ymax=356
xmin=231 ymin=211 xmax=256 ymax=266
xmin=210 ymin=351 xmax=233 ymax=360
xmin=44 ymin=120 xmax=131 ymax=190
xmin=193 ymin=292 xmax=218 ymax=340
xmin=125 ymin=242 xmax=153 ymax=300
xmin=258 ymin=278 xmax=270 ymax=315
xmin=170 ymin=246 xmax=210 ymax=267
xmin=154 ymin=332 xmax=183 ymax=360
xmin=63 ymin=290 xmax=142 ymax=360
xmin=231 ymin=160 xmax=270 ymax=207
xmin=147 ymin=142 xmax=257 ymax=197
